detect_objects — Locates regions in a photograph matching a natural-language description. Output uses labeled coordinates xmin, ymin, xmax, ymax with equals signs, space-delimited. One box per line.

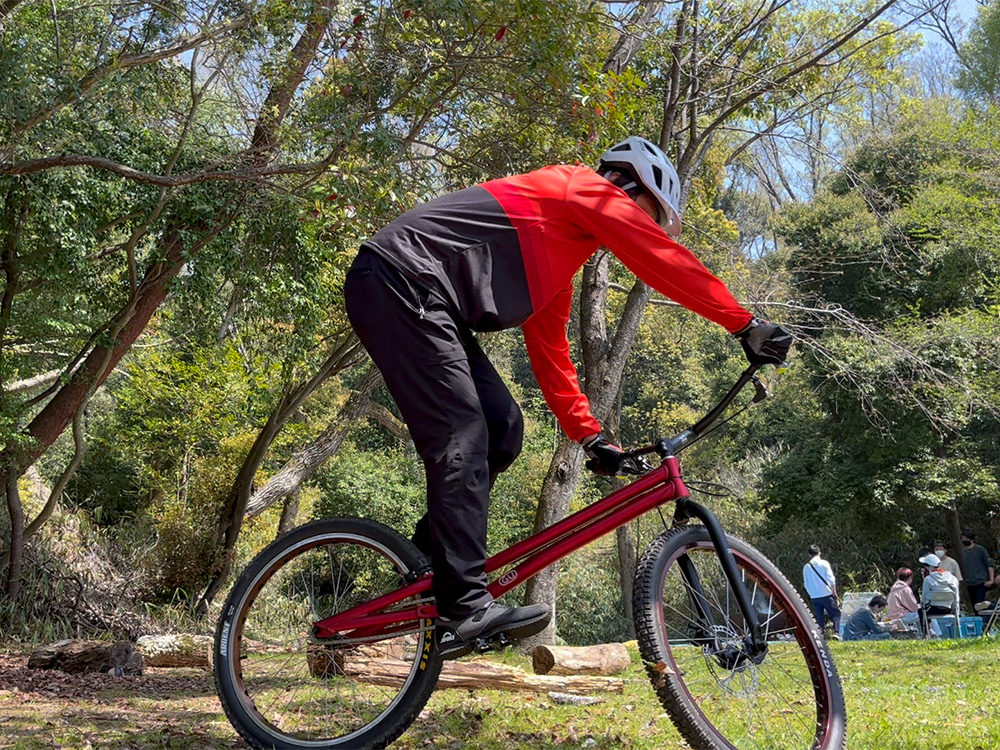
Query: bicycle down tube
xmin=312 ymin=365 xmax=768 ymax=646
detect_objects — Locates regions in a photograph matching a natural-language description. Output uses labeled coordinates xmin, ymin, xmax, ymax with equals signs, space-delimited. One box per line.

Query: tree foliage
xmin=1 ymin=0 xmax=997 ymax=641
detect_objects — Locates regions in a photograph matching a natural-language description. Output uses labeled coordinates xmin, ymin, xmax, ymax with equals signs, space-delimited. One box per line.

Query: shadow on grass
xmin=0 ymin=705 xmax=246 ymax=749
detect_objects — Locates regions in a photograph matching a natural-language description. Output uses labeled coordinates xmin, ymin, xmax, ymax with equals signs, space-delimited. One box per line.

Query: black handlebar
xmin=618 ymin=364 xmax=775 ymax=472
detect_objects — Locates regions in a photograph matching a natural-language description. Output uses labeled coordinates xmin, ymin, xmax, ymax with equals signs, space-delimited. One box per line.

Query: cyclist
xmin=344 ymin=136 xmax=792 ymax=658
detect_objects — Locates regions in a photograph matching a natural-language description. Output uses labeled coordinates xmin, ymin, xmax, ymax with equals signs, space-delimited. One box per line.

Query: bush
xmin=146 ymin=432 xmax=265 ymax=599
xmin=313 ymin=439 xmax=426 ymax=535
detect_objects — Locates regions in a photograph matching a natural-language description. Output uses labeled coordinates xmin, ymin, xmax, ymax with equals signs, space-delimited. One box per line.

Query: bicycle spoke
xmin=651 ymin=543 xmax=828 ymax=749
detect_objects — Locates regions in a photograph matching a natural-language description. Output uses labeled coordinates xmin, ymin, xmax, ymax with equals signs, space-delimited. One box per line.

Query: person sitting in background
xmin=843 ymin=595 xmax=892 ymax=641
xmin=918 ymin=552 xmax=960 ymax=634
xmin=886 ymin=568 xmax=921 ymax=632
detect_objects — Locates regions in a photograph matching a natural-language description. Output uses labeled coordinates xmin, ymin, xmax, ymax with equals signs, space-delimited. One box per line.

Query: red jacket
xmin=363 ymin=164 xmax=752 ymax=442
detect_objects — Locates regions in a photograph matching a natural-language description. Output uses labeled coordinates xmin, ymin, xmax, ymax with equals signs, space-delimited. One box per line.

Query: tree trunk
xmin=615 ymin=519 xmax=637 ymax=638
xmin=531 ymin=643 xmax=630 ymax=676
xmin=608 ymin=387 xmax=636 ymax=639
xmin=197 ymin=334 xmax=362 ymax=615
xmin=4 ymin=472 xmax=23 ymax=597
xmin=518 ymin=4 xmax=668 ymax=645
xmin=244 ymin=365 xmax=380 ymax=519
xmin=521 ymin=439 xmax=586 ymax=650
xmin=523 ymin=254 xmax=653 ymax=648
xmin=276 ymin=486 xmax=300 ymax=536
xmin=944 ymin=500 xmax=967 ymax=610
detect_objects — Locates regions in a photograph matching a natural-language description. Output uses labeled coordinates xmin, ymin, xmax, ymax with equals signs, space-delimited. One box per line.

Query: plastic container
xmin=937 ymin=616 xmax=983 ymax=638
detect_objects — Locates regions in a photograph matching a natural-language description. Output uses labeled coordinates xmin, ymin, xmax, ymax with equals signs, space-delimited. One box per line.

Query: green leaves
xmin=763 ymin=100 xmax=1000 ymax=566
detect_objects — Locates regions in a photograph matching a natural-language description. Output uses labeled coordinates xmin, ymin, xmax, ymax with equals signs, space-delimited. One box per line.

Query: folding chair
xmin=983 ymin=605 xmax=1000 ymax=637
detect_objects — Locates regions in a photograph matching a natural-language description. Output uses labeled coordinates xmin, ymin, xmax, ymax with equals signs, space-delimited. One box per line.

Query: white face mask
xmin=935 ymin=550 xmax=946 ymax=558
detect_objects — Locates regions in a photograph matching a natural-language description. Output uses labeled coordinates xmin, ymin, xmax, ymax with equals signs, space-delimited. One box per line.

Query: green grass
xmin=1 ymin=638 xmax=998 ymax=749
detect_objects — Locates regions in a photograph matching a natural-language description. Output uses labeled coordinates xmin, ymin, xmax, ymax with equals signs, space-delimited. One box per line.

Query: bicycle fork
xmin=674 ymin=498 xmax=768 ymax=667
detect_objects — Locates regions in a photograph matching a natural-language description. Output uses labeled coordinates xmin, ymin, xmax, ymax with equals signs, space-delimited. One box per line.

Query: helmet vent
xmin=651 ymin=165 xmax=663 ymax=188
xmin=610 ymin=144 xmax=630 ymax=152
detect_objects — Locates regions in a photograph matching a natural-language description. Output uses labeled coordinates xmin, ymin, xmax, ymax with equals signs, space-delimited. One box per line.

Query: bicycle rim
xmin=217 ymin=521 xmax=438 ymax=748
xmin=635 ymin=527 xmax=846 ymax=750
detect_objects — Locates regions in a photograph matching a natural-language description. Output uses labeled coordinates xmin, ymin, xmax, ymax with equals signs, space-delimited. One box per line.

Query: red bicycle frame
xmin=312 ymin=364 xmax=769 ymax=645
xmin=311 ymin=455 xmax=689 ymax=640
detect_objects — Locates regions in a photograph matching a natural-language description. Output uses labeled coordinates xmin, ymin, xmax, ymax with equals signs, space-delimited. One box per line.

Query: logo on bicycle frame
xmin=498 ymin=570 xmax=518 ymax=587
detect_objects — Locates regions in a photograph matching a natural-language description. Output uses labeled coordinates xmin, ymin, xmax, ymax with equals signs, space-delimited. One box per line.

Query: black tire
xmin=215 ymin=517 xmax=442 ymax=749
xmin=633 ymin=525 xmax=847 ymax=750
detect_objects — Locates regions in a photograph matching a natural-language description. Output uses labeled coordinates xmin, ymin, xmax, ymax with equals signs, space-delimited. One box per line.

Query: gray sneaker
xmin=436 ymin=602 xmax=550 ymax=660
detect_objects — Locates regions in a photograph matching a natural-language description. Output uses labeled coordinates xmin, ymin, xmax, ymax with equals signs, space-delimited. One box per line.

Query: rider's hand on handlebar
xmin=582 ymin=433 xmax=625 ymax=476
xmin=734 ymin=318 xmax=792 ymax=367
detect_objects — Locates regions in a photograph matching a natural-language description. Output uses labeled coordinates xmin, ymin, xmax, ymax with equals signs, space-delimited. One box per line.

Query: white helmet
xmin=599 ymin=136 xmax=682 ymax=237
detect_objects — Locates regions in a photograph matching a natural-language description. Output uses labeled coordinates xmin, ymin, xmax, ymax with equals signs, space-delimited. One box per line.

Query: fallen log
xmin=341 ymin=657 xmax=623 ymax=694
xmin=28 ymin=639 xmax=143 ymax=675
xmin=531 ymin=643 xmax=631 ymax=676
xmin=307 ymin=638 xmax=415 ymax=677
xmin=136 ymin=634 xmax=213 ymax=668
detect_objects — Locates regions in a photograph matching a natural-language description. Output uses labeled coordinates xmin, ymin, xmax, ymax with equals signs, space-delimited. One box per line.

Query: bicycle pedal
xmin=473 ymin=632 xmax=513 ymax=653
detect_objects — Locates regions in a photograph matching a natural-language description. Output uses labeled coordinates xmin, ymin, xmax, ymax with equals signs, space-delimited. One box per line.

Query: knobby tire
xmin=215 ymin=517 xmax=442 ymax=749
xmin=633 ymin=525 xmax=847 ymax=750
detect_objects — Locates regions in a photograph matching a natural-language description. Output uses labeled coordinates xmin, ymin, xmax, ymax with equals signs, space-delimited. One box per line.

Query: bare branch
xmin=0 ymin=152 xmax=337 ymax=186
xmin=6 ymin=369 xmax=60 ymax=394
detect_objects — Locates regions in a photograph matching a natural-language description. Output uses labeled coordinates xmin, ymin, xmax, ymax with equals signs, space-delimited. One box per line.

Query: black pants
xmin=344 ymin=249 xmax=523 ymax=619
xmin=967 ymin=582 xmax=987 ymax=606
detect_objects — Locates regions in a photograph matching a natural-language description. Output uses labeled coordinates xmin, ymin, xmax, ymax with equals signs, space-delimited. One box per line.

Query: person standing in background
xmin=803 ymin=544 xmax=840 ymax=640
xmin=933 ymin=541 xmax=963 ymax=585
xmin=933 ymin=540 xmax=964 ymax=610
xmin=961 ymin=530 xmax=995 ymax=608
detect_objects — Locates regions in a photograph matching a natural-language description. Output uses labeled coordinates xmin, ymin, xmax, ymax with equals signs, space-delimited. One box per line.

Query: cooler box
xmin=938 ymin=616 xmax=983 ymax=638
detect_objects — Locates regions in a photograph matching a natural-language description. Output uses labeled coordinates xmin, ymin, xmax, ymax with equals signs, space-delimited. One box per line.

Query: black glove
xmin=734 ymin=318 xmax=792 ymax=366
xmin=582 ymin=433 xmax=625 ymax=476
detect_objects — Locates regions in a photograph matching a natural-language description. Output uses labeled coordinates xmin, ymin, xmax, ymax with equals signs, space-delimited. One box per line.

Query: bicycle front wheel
xmin=634 ymin=525 xmax=847 ymax=750
xmin=215 ymin=517 xmax=441 ymax=749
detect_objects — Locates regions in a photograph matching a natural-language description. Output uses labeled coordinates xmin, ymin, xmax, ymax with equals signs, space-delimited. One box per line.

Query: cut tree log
xmin=136 ymin=634 xmax=213 ymax=668
xmin=307 ymin=637 xmax=415 ymax=678
xmin=341 ymin=656 xmax=623 ymax=694
xmin=27 ymin=639 xmax=143 ymax=675
xmin=531 ymin=643 xmax=631 ymax=676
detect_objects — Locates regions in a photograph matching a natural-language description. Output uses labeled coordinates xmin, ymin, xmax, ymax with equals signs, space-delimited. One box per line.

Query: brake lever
xmin=751 ymin=361 xmax=789 ymax=403
xmin=618 ymin=455 xmax=654 ymax=476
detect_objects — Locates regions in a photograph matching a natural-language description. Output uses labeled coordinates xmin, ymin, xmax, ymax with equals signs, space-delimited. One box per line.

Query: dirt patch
xmin=0 ymin=653 xmax=247 ymax=749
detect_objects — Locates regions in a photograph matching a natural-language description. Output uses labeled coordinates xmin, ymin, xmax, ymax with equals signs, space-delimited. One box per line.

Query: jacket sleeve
xmin=823 ymin=560 xmax=836 ymax=587
xmin=522 ymin=286 xmax=602 ymax=443
xmin=565 ymin=169 xmax=754 ymax=333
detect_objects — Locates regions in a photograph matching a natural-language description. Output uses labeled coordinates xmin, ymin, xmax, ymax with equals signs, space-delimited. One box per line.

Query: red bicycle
xmin=215 ymin=365 xmax=847 ymax=750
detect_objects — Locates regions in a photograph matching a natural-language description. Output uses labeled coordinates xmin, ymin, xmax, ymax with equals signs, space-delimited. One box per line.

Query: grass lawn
xmin=0 ymin=637 xmax=997 ymax=749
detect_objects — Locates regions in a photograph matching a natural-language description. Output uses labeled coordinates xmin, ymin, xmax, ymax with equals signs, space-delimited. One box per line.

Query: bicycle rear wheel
xmin=215 ymin=517 xmax=441 ymax=749
xmin=634 ymin=525 xmax=847 ymax=750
